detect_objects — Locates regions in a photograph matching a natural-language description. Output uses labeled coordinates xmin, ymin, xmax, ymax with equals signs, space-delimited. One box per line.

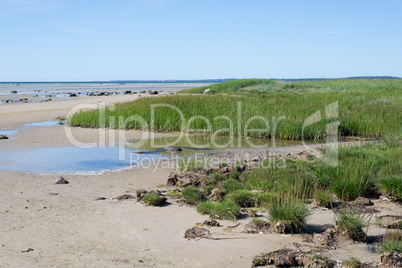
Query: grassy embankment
xmin=70 ymin=79 xmax=401 ymax=139
xmin=180 ymin=140 xmax=401 ymax=239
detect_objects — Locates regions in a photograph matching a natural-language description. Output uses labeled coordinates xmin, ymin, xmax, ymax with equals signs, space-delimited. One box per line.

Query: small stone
xmin=21 ymin=248 xmax=34 ymax=253
xmin=114 ymin=194 xmax=134 ymax=200
xmin=55 ymin=176 xmax=69 ymax=184
xmin=353 ymin=197 xmax=373 ymax=206
xmin=202 ymin=219 xmax=220 ymax=227
xmin=164 ymin=146 xmax=182 ymax=152
xmin=48 ymin=192 xmax=59 ymax=196
xmin=379 ymin=215 xmax=402 ymax=229
xmin=313 ymin=231 xmax=333 ymax=247
xmin=166 ymin=175 xmax=178 ymax=187
xmin=184 ymin=227 xmax=214 ymax=240
xmin=93 ymin=197 xmax=107 ymax=201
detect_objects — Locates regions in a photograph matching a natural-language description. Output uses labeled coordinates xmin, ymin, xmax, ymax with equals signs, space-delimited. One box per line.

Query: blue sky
xmin=0 ymin=0 xmax=401 ymax=81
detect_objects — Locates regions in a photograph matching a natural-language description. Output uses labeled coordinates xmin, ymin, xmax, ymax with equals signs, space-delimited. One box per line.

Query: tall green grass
xmin=70 ymin=89 xmax=401 ymax=139
xmin=180 ymin=79 xmax=277 ymax=94
xmin=181 ymin=78 xmax=402 ymax=94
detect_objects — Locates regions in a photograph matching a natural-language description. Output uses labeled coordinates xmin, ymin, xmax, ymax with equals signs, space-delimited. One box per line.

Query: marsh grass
xmin=343 ymin=257 xmax=362 ymax=268
xmin=378 ymin=176 xmax=402 ymax=202
xmin=70 ymin=79 xmax=402 ymax=139
xmin=181 ymin=186 xmax=204 ymax=205
xmin=334 ymin=209 xmax=369 ymax=241
xmin=177 ymin=157 xmax=208 ymax=173
xmin=313 ymin=189 xmax=332 ymax=207
xmin=227 ymin=190 xmax=257 ymax=207
xmin=378 ymin=230 xmax=402 ymax=254
xmin=196 ymin=200 xmax=240 ymax=221
xmin=268 ymin=198 xmax=311 ymax=233
xmin=222 ymin=178 xmax=244 ymax=193
xmin=143 ymin=192 xmax=166 ymax=206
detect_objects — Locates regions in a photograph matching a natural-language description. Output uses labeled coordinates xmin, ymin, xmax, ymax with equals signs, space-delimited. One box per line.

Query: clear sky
xmin=0 ymin=0 xmax=401 ymax=81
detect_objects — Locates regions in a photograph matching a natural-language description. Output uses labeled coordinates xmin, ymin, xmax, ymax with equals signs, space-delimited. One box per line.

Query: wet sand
xmin=0 ymin=93 xmax=399 ymax=267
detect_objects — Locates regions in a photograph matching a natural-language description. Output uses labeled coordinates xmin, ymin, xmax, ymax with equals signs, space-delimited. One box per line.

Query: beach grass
xmin=378 ymin=230 xmax=402 ymax=254
xmin=70 ymin=79 xmax=401 ymax=140
xmin=191 ymin=142 xmax=400 ymax=222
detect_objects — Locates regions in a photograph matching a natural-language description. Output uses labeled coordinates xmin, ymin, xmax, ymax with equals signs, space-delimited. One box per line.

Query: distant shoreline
xmin=0 ymin=76 xmax=400 ymax=84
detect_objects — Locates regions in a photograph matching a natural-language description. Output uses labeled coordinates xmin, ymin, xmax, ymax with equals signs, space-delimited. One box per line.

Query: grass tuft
xmin=143 ymin=192 xmax=166 ymax=206
xmin=377 ymin=230 xmax=402 ymax=254
xmin=335 ymin=209 xmax=367 ymax=241
xmin=181 ymin=186 xmax=204 ymax=205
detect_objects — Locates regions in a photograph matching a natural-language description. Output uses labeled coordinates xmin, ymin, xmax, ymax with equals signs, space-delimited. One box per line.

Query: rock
xmin=0 ymin=135 xmax=9 ymax=140
xmin=48 ymin=192 xmax=59 ymax=196
xmin=11 ymin=91 xmax=17 ymax=94
xmin=93 ymin=197 xmax=107 ymax=201
xmin=69 ymin=93 xmax=77 ymax=97
xmin=207 ymin=188 xmax=225 ymax=202
xmin=114 ymin=194 xmax=134 ymax=200
xmin=379 ymin=215 xmax=402 ymax=229
xmin=269 ymin=220 xmax=304 ymax=234
xmin=184 ymin=227 xmax=214 ymax=240
xmin=252 ymin=249 xmax=337 ymax=267
xmin=242 ymin=208 xmax=258 ymax=218
xmin=201 ymin=219 xmax=220 ymax=227
xmin=21 ymin=248 xmax=34 ymax=253
xmin=148 ymin=90 xmax=158 ymax=95
xmin=203 ymin=88 xmax=210 ymax=94
xmin=166 ymin=175 xmax=178 ymax=187
xmin=164 ymin=146 xmax=182 ymax=152
xmin=313 ymin=231 xmax=334 ymax=247
xmin=363 ymin=245 xmax=377 ymax=253
xmin=243 ymin=220 xmax=270 ymax=234
xmin=124 ymin=90 xmax=132 ymax=94
xmin=55 ymin=176 xmax=69 ymax=184
xmin=379 ymin=253 xmax=401 ymax=268
xmin=335 ymin=226 xmax=367 ymax=242
xmin=352 ymin=197 xmax=373 ymax=206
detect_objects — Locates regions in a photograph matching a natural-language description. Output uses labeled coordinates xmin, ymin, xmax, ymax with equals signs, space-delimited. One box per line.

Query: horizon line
xmin=0 ymin=76 xmax=400 ymax=83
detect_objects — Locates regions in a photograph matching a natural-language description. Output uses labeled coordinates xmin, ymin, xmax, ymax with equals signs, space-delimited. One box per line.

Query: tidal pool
xmin=23 ymin=121 xmax=60 ymax=127
xmin=0 ymin=134 xmax=306 ymax=174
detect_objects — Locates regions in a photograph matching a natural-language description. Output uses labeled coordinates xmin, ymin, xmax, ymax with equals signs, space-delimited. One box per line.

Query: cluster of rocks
xmin=252 ymin=249 xmax=338 ymax=267
xmin=252 ymin=248 xmax=400 ymax=267
xmin=1 ymin=88 xmax=164 ymax=104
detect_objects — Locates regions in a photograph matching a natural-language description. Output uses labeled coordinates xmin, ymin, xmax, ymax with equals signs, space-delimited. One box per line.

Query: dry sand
xmin=0 ymin=93 xmax=400 ymax=267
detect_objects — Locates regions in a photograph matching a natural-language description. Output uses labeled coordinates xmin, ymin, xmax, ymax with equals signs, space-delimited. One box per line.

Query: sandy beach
xmin=0 ymin=92 xmax=400 ymax=267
